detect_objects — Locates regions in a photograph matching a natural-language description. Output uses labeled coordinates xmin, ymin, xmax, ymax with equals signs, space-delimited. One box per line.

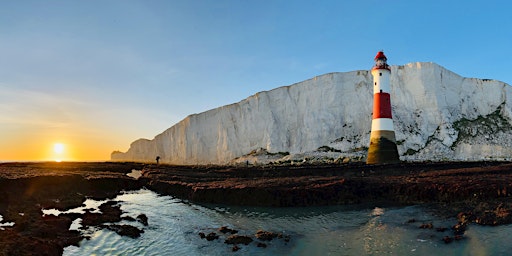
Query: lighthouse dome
xmin=374 ymin=51 xmax=387 ymax=61
xmin=373 ymin=51 xmax=390 ymax=71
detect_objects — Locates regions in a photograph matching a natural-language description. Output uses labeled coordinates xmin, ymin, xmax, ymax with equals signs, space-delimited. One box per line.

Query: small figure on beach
xmin=156 ymin=156 xmax=160 ymax=165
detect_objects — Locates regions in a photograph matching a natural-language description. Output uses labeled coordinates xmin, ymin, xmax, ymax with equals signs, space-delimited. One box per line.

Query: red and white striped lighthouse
xmin=366 ymin=51 xmax=400 ymax=164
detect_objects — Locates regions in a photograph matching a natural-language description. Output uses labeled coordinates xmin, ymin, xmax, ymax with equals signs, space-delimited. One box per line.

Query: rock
xmin=442 ymin=236 xmax=453 ymax=244
xmin=199 ymin=232 xmax=206 ymax=239
xmin=136 ymin=214 xmax=149 ymax=226
xmin=206 ymin=232 xmax=219 ymax=241
xmin=419 ymin=223 xmax=433 ymax=229
xmin=436 ymin=227 xmax=448 ymax=232
xmin=452 ymin=222 xmax=467 ymax=236
xmin=232 ymin=245 xmax=240 ymax=252
xmin=255 ymin=230 xmax=278 ymax=241
xmin=81 ymin=201 xmax=122 ymax=227
xmin=225 ymin=235 xmax=253 ymax=245
xmin=102 ymin=224 xmax=144 ymax=239
xmin=218 ymin=226 xmax=238 ymax=234
xmin=257 ymin=242 xmax=267 ymax=248
xmin=0 ymin=162 xmax=147 ymax=256
xmin=454 ymin=235 xmax=465 ymax=241
xmin=457 ymin=212 xmax=473 ymax=224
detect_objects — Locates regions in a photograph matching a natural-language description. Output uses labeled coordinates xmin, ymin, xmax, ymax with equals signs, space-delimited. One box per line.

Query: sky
xmin=1 ymin=0 xmax=511 ymax=161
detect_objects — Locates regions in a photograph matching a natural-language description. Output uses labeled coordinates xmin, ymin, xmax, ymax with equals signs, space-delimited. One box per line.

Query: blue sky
xmin=1 ymin=0 xmax=511 ymax=160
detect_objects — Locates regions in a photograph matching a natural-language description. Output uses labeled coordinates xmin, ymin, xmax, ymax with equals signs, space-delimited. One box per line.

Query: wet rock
xmin=442 ymin=234 xmax=465 ymax=244
xmin=0 ymin=162 xmax=146 ymax=255
xmin=7 ymin=161 xmax=512 ymax=255
xmin=436 ymin=227 xmax=448 ymax=232
xmin=218 ymin=226 xmax=238 ymax=234
xmin=82 ymin=201 xmax=122 ymax=227
xmin=225 ymin=235 xmax=253 ymax=245
xmin=419 ymin=223 xmax=433 ymax=229
xmin=232 ymin=245 xmax=240 ymax=252
xmin=449 ymin=211 xmax=472 ymax=236
xmin=452 ymin=222 xmax=467 ymax=236
xmin=257 ymin=242 xmax=267 ymax=248
xmin=102 ymin=224 xmax=144 ymax=239
xmin=442 ymin=236 xmax=453 ymax=244
xmin=199 ymin=232 xmax=206 ymax=239
xmin=255 ymin=230 xmax=278 ymax=241
xmin=136 ymin=214 xmax=149 ymax=226
xmin=206 ymin=232 xmax=219 ymax=241
xmin=457 ymin=212 xmax=473 ymax=224
xmin=454 ymin=235 xmax=465 ymax=241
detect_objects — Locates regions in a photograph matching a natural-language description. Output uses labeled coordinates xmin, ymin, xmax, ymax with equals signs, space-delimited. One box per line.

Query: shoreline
xmin=1 ymin=161 xmax=512 ymax=255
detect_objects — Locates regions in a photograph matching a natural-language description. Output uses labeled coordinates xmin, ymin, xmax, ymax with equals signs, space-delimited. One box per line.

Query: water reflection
xmin=126 ymin=169 xmax=142 ymax=179
xmin=42 ymin=198 xmax=106 ymax=216
xmin=62 ymin=189 xmax=512 ymax=256
xmin=0 ymin=215 xmax=15 ymax=230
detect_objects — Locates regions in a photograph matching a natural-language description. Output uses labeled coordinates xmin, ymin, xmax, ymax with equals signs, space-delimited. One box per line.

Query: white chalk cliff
xmin=111 ymin=62 xmax=512 ymax=164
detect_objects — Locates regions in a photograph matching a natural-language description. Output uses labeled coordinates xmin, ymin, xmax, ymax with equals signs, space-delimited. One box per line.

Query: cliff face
xmin=112 ymin=62 xmax=512 ymax=164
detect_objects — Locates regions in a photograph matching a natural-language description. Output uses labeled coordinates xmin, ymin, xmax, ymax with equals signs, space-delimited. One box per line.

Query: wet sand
xmin=1 ymin=161 xmax=512 ymax=255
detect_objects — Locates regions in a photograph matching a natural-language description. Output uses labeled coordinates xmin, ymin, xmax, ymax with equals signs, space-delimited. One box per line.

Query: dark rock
xmin=0 ymin=162 xmax=146 ymax=255
xmin=457 ymin=212 xmax=473 ymax=224
xmin=257 ymin=242 xmax=267 ymax=248
xmin=122 ymin=216 xmax=136 ymax=222
xmin=136 ymin=214 xmax=149 ymax=226
xmin=7 ymin=161 xmax=512 ymax=255
xmin=232 ymin=245 xmax=241 ymax=252
xmin=218 ymin=226 xmax=238 ymax=234
xmin=442 ymin=236 xmax=453 ymax=244
xmin=255 ymin=230 xmax=278 ymax=241
xmin=225 ymin=235 xmax=253 ymax=245
xmin=452 ymin=222 xmax=467 ymax=235
xmin=436 ymin=227 xmax=448 ymax=232
xmin=454 ymin=235 xmax=465 ymax=241
xmin=82 ymin=201 xmax=122 ymax=227
xmin=102 ymin=224 xmax=144 ymax=239
xmin=206 ymin=232 xmax=219 ymax=241
xmin=419 ymin=223 xmax=433 ymax=229
xmin=199 ymin=232 xmax=206 ymax=239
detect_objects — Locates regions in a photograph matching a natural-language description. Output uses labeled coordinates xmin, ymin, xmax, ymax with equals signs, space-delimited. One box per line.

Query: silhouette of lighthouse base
xmin=367 ymin=130 xmax=400 ymax=164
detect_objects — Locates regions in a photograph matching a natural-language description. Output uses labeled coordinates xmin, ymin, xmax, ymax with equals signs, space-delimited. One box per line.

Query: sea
xmin=40 ymin=188 xmax=512 ymax=256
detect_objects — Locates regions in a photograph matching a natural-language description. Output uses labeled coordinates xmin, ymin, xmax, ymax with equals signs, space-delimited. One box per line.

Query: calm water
xmin=60 ymin=189 xmax=512 ymax=256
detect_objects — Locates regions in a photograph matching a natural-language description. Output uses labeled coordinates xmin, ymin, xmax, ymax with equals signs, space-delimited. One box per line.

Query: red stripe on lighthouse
xmin=372 ymin=92 xmax=392 ymax=119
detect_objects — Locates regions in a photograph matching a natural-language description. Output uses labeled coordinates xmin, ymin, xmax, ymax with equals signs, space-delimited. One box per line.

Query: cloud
xmin=0 ymin=84 xmax=88 ymax=128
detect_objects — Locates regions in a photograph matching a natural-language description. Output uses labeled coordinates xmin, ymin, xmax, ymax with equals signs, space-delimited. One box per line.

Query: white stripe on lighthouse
xmin=371 ymin=118 xmax=394 ymax=131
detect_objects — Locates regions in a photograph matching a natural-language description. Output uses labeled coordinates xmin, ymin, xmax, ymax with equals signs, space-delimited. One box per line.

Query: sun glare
xmin=54 ymin=143 xmax=64 ymax=154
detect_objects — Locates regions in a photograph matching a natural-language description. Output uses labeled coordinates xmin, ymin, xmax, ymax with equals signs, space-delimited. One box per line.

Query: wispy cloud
xmin=0 ymin=84 xmax=88 ymax=128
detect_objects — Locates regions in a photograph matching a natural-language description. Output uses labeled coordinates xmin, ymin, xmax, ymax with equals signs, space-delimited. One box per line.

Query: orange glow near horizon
xmin=0 ymin=89 xmax=146 ymax=162
xmin=0 ymin=134 xmax=126 ymax=162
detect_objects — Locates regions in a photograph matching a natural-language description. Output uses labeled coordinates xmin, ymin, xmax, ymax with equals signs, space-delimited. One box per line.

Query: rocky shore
xmin=1 ymin=161 xmax=512 ymax=255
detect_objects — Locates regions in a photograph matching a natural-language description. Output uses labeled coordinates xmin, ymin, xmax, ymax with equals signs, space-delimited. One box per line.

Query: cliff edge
xmin=112 ymin=62 xmax=512 ymax=164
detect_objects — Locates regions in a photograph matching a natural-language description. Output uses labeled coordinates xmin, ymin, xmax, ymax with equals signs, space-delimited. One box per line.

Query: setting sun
xmin=54 ymin=143 xmax=64 ymax=154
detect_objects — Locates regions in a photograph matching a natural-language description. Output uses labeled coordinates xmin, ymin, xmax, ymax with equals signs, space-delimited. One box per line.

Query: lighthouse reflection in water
xmin=64 ymin=189 xmax=512 ymax=255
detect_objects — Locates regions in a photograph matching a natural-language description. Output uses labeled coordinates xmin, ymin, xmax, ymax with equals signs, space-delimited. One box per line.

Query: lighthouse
xmin=366 ymin=51 xmax=400 ymax=164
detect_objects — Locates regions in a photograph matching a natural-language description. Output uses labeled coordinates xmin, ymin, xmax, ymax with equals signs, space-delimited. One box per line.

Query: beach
xmin=1 ymin=161 xmax=512 ymax=255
